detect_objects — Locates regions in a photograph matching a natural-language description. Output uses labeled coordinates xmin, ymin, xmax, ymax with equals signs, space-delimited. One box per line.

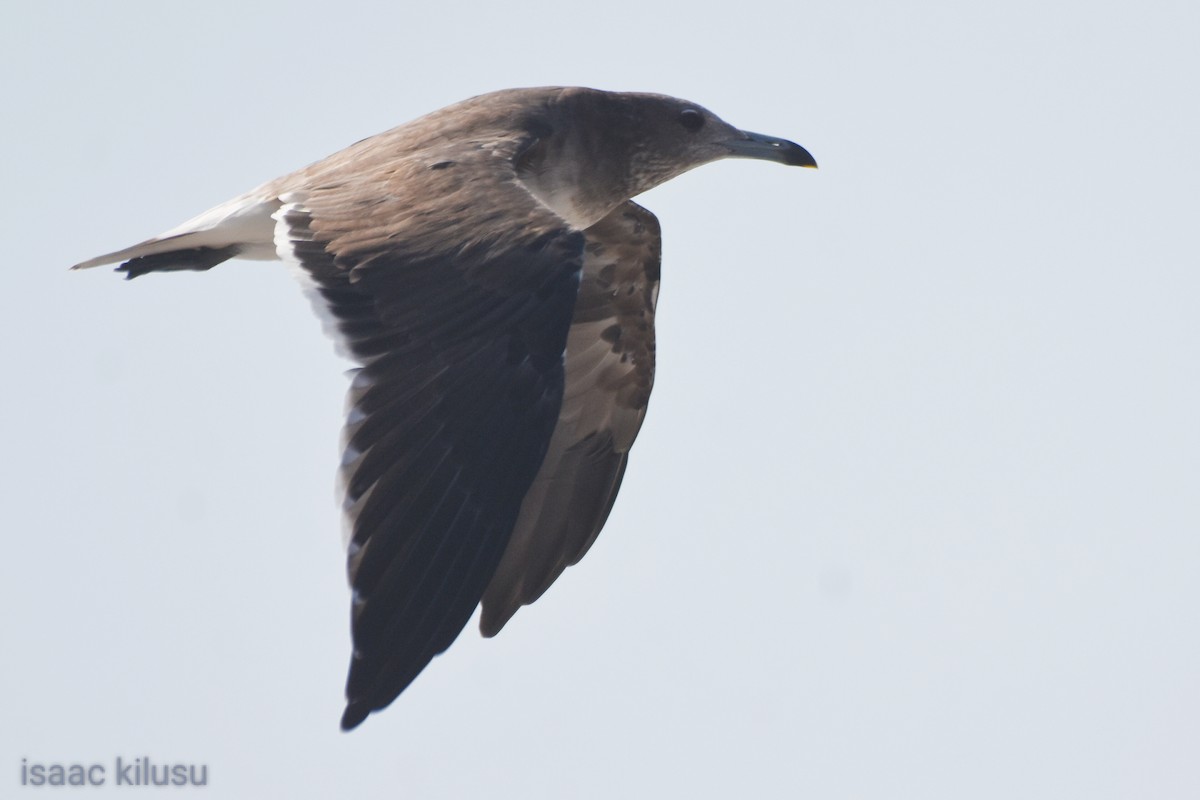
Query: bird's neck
xmin=519 ymin=136 xmax=637 ymax=230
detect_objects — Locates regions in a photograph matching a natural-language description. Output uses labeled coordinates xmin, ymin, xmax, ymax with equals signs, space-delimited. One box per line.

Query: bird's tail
xmin=71 ymin=189 xmax=282 ymax=278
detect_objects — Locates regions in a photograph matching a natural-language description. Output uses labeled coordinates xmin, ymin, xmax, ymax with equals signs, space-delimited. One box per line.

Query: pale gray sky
xmin=3 ymin=1 xmax=1198 ymax=797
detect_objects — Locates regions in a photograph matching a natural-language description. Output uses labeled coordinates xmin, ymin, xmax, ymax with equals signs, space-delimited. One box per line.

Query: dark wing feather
xmin=479 ymin=201 xmax=661 ymax=636
xmin=277 ymin=144 xmax=585 ymax=730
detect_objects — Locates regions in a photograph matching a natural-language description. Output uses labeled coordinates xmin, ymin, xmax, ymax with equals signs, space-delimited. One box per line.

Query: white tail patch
xmin=72 ymin=188 xmax=282 ymax=270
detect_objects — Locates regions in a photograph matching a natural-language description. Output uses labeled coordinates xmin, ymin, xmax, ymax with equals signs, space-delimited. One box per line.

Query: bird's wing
xmin=274 ymin=140 xmax=586 ymax=730
xmin=479 ymin=201 xmax=661 ymax=637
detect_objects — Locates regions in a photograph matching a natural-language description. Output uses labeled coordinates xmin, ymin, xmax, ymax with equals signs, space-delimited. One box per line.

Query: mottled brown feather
xmin=480 ymin=201 xmax=661 ymax=637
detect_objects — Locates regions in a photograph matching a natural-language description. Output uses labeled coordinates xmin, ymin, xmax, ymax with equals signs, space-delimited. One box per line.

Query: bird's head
xmin=512 ymin=87 xmax=816 ymax=228
xmin=607 ymin=91 xmax=817 ymax=194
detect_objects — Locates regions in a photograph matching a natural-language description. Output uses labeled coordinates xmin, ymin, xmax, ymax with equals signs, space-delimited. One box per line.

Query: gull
xmin=73 ymin=87 xmax=817 ymax=729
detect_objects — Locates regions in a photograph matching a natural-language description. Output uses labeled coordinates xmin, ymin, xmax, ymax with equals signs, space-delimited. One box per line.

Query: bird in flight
xmin=74 ymin=87 xmax=817 ymax=729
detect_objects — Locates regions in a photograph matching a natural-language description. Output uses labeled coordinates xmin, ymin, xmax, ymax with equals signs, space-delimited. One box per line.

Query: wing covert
xmin=480 ymin=201 xmax=661 ymax=636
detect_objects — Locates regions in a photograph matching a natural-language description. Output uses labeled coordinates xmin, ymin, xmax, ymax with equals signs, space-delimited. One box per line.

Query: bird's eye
xmin=678 ymin=109 xmax=705 ymax=132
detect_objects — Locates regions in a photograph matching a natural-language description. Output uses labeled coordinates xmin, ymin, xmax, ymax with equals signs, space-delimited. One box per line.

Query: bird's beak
xmin=726 ymin=131 xmax=817 ymax=168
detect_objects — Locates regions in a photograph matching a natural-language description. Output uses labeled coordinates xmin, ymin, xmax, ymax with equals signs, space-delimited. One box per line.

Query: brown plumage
xmin=72 ymin=87 xmax=816 ymax=730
